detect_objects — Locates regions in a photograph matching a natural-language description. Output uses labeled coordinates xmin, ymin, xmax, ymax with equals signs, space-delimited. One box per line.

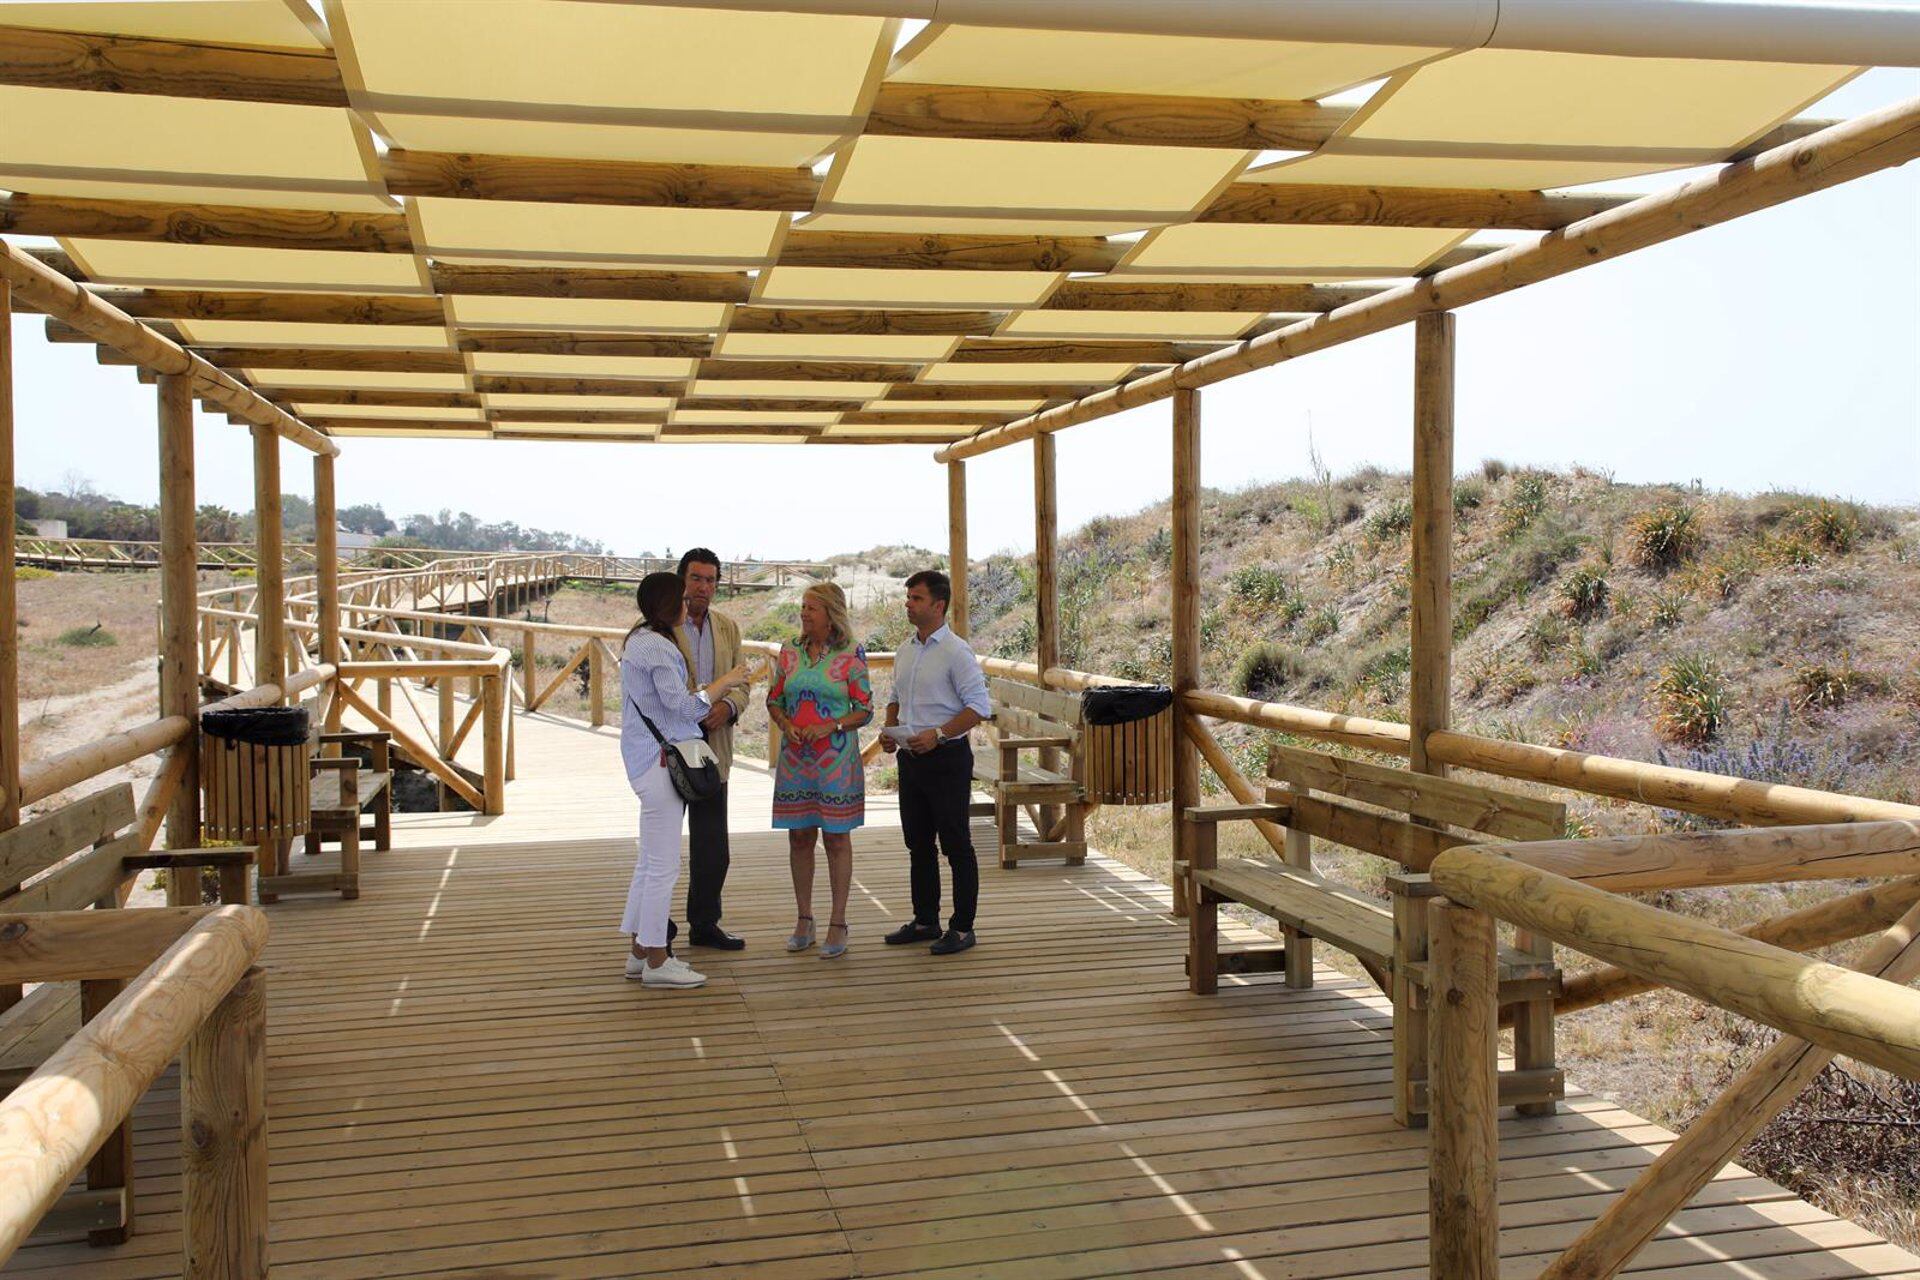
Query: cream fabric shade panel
xmin=409 ymin=200 xmax=786 ymax=268
xmin=714 ymin=334 xmax=960 ymax=362
xmin=482 ymin=394 xmax=676 ymax=411
xmin=293 ymin=404 xmax=486 ymax=422
xmin=176 ymin=322 xmax=452 ymax=350
xmin=752 ymin=269 xmax=1063 ymax=309
xmin=243 ymin=369 xmax=471 ymax=391
xmin=446 ymin=298 xmax=730 ymax=333
xmin=688 ymin=380 xmax=892 ymax=399
xmin=0 ymin=87 xmax=387 ymax=211
xmin=60 ymin=241 xmax=431 ymax=293
xmin=998 ymin=312 xmax=1265 ymax=340
xmin=0 ymin=0 xmax=324 ymax=47
xmin=1122 ymin=226 xmax=1471 ymax=276
xmin=465 ymin=355 xmax=697 ymax=379
xmin=494 ymin=422 xmax=660 ymax=437
xmin=331 ymin=0 xmax=888 ymax=167
xmin=889 ymin=26 xmax=1444 ymax=101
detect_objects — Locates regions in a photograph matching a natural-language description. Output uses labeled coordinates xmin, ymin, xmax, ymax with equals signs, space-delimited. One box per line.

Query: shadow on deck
xmin=9 ymin=809 xmax=1917 ymax=1278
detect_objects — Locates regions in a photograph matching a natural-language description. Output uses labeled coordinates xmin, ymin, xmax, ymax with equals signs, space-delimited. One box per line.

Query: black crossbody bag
xmin=628 ymin=694 xmax=725 ymax=804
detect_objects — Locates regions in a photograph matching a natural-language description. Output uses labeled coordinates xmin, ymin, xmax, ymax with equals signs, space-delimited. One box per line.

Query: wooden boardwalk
xmin=8 ymin=714 xmax=1917 ymax=1279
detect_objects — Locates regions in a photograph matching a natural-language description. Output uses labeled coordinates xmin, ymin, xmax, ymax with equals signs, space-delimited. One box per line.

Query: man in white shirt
xmin=882 ymin=569 xmax=992 ymax=955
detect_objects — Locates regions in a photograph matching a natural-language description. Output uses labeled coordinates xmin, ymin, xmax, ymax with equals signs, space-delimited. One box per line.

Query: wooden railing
xmin=981 ymin=655 xmax=1920 ymax=1279
xmin=0 ymin=905 xmax=269 ymax=1273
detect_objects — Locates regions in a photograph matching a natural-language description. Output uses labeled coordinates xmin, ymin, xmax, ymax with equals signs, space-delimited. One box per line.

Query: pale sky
xmin=8 ymin=70 xmax=1916 ymax=561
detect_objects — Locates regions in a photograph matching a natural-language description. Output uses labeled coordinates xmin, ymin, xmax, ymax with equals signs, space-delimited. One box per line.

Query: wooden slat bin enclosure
xmin=977 ymin=677 xmax=1089 ymax=867
xmin=1181 ymin=736 xmax=1568 ymax=1128
xmin=201 ymin=705 xmax=311 ymax=904
xmin=1080 ymin=684 xmax=1174 ymax=805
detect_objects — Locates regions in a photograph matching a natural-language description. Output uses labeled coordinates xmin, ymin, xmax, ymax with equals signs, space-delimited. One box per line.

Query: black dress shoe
xmin=884 ymin=921 xmax=942 ymax=945
xmin=930 ymin=930 xmax=976 ymax=956
xmin=689 ymin=926 xmax=746 ymax=951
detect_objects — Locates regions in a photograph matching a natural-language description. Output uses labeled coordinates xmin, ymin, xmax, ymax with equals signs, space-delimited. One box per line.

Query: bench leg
xmin=340 ymin=827 xmax=361 ymax=901
xmin=996 ymin=793 xmax=1018 ymax=870
xmin=1065 ymin=800 xmax=1086 ymax=866
xmin=1392 ymin=887 xmax=1432 ymax=1129
xmin=372 ymin=798 xmax=391 ymax=852
xmin=1512 ymin=928 xmax=1558 ymax=1117
xmin=1187 ymin=824 xmax=1218 ymax=995
xmin=81 ymin=979 xmax=133 ymax=1246
xmin=302 ymin=829 xmax=320 ymax=858
xmin=218 ymin=858 xmax=250 ymax=906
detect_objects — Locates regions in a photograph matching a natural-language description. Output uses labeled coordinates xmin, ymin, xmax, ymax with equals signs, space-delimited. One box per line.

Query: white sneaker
xmin=638 ymin=956 xmax=707 ymax=989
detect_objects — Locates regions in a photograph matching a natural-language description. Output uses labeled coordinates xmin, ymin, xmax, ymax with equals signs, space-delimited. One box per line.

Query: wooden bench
xmin=287 ymin=730 xmax=394 ymax=902
xmin=976 ymin=677 xmax=1088 ymax=867
xmin=0 ymin=784 xmax=252 ymax=1246
xmin=1181 ymin=741 xmax=1567 ymax=1126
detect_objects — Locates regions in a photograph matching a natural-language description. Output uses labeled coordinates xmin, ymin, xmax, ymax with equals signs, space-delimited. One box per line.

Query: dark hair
xmin=624 ymin=571 xmax=686 ymax=647
xmin=905 ymin=568 xmax=951 ymax=610
xmin=677 ymin=547 xmax=721 ymax=578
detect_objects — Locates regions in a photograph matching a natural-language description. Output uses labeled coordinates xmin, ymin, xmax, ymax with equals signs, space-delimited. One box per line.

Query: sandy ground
xmin=20 ymin=655 xmax=163 ymax=817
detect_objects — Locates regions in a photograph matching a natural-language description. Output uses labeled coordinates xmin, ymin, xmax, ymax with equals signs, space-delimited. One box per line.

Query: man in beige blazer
xmin=674 ymin=549 xmax=751 ymax=949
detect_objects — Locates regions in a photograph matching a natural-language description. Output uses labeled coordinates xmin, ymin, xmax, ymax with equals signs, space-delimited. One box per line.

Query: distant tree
xmin=14 ymin=488 xmax=40 ymax=521
xmin=197 ymin=505 xmax=243 ymax=542
xmin=338 ymin=503 xmax=394 ymax=536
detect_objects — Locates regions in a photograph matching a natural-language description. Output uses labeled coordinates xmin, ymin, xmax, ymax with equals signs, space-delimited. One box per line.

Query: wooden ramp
xmin=8 ymin=814 xmax=1917 ymax=1278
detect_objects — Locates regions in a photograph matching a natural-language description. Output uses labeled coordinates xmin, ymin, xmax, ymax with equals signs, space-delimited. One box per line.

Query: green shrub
xmin=1793 ymin=660 xmax=1878 ymax=711
xmin=1526 ymin=614 xmax=1572 ymax=660
xmin=1649 ymin=591 xmax=1685 ymax=629
xmin=1480 ymin=458 xmax=1511 ymax=483
xmin=1702 ymin=550 xmax=1754 ymax=601
xmin=1227 ymin=564 xmax=1290 ymax=606
xmin=1302 ymin=605 xmax=1339 ymax=645
xmin=1654 ymin=655 xmax=1727 ymax=745
xmin=1463 ymin=651 xmax=1536 ymax=704
xmin=57 ymin=624 xmax=116 ymax=648
xmin=1497 ymin=472 xmax=1550 ymax=537
xmin=1355 ymin=646 xmax=1411 ymax=701
xmin=1795 ymin=499 xmax=1861 ymax=554
xmin=1557 ymin=565 xmax=1610 ymax=622
xmin=1567 ymin=644 xmax=1604 ymax=679
xmin=1626 ymin=502 xmax=1700 ymax=574
xmin=1453 ymin=479 xmax=1486 ymax=516
xmin=1363 ymin=499 xmax=1413 ymax=544
xmin=1233 ymin=642 xmax=1302 ymax=698
xmin=15 ymin=566 xmax=54 ymax=581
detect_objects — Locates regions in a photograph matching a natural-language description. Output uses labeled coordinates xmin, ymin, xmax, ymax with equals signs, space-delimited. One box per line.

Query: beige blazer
xmin=675 ymin=607 xmax=747 ymax=779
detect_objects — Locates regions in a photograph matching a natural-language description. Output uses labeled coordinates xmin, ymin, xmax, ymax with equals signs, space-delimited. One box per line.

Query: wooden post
xmin=1032 ymin=433 xmax=1062 ymax=842
xmin=437 ymin=673 xmax=456 ymax=752
xmin=250 ymin=427 xmax=286 ymax=695
xmin=1169 ymin=388 xmax=1201 ymax=919
xmin=947 ymin=460 xmax=969 ymax=636
xmin=182 ymin=966 xmax=268 ymax=1280
xmin=1410 ymin=311 xmax=1453 ymax=781
xmin=80 ymin=977 xmax=133 ymax=1244
xmin=588 ymin=640 xmax=606 ymax=728
xmin=313 ymin=453 xmax=340 ymax=670
xmin=0 ymin=279 xmax=17 ymax=839
xmin=157 ymin=373 xmax=202 ymax=860
xmin=1428 ymin=898 xmax=1500 ymax=1279
xmin=1389 ymin=872 xmax=1436 ymax=1128
xmin=482 ymin=668 xmax=506 ymax=816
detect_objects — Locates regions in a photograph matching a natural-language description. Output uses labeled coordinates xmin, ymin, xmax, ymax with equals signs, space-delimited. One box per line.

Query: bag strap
xmin=625 ymin=691 xmax=670 ymax=748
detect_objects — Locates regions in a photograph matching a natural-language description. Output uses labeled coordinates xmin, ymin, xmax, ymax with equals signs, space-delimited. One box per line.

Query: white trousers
xmin=621 ymin=760 xmax=686 ymax=946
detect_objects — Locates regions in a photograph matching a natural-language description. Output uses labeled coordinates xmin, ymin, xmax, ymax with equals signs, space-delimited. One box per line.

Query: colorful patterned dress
xmin=770 ymin=642 xmax=871 ymax=832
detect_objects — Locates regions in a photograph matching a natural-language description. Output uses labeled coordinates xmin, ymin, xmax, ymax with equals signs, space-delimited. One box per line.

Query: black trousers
xmin=898 ymin=740 xmax=977 ymax=933
xmin=685 ymin=780 xmax=730 ymax=931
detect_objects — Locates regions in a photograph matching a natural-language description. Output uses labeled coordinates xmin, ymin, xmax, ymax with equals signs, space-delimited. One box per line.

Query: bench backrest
xmin=0 ymin=784 xmax=139 ymax=912
xmin=1263 ymin=742 xmax=1565 ymax=870
xmin=987 ymin=677 xmax=1081 ymax=743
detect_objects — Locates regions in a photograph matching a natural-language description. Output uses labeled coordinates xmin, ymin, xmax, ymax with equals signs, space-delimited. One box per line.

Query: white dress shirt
xmin=890 ymin=624 xmax=992 ymax=737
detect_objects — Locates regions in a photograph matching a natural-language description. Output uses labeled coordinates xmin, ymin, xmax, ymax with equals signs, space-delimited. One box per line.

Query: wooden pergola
xmin=5 ymin=3 xmax=1920 ymax=1277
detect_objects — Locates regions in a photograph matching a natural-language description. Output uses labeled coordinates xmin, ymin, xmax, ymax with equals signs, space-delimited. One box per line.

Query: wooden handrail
xmin=0 ymin=905 xmax=269 ymax=1264
xmin=1499 ymin=820 xmax=1920 ymax=892
xmin=1429 ymin=845 xmax=1920 ymax=1081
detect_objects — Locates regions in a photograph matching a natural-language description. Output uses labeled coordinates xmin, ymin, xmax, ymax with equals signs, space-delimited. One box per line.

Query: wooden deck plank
xmin=5 ymin=710 xmax=1911 ymax=1279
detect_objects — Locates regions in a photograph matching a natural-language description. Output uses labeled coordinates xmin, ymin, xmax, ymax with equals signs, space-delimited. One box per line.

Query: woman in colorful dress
xmin=767 ymin=582 xmax=871 ymax=959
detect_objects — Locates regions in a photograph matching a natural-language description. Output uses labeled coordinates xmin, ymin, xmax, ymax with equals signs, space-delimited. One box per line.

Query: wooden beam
xmin=866 ymin=81 xmax=1352 ymax=150
xmin=658 ymin=422 xmax=821 ymax=438
xmin=157 ymin=372 xmax=201 ymax=853
xmin=936 ymin=101 xmax=1920 ymax=461
xmin=779 ymin=230 xmax=1125 ymax=272
xmin=0 ymin=192 xmax=409 ymax=253
xmin=0 ymin=907 xmax=212 ymax=983
xmin=727 ymin=307 xmax=1000 ymax=335
xmin=472 ymin=376 xmax=685 ymax=398
xmin=382 ymin=149 xmax=819 ymax=211
xmin=309 ymin=419 xmax=489 ymax=435
xmin=1170 ymin=386 xmax=1200 ymax=918
xmin=1043 ymin=279 xmax=1383 ymax=312
xmin=313 ymin=453 xmax=340 ymax=671
xmin=264 ymin=388 xmax=481 ymax=409
xmin=838 ymin=410 xmax=1017 ymax=426
xmin=677 ymin=396 xmax=863 ymax=412
xmin=0 ymin=23 xmax=349 ymax=106
xmin=696 ymin=360 xmax=919 ymax=383
xmin=1504 ymin=820 xmax=1920 ymax=893
xmin=0 ymin=241 xmax=336 ymax=454
xmin=1031 ymin=430 xmax=1062 ymax=846
xmin=89 ymin=289 xmax=445 ymax=326
xmin=182 ymin=967 xmax=269 ymax=1278
xmin=485 ymin=408 xmax=669 ymax=425
xmin=456 ymin=332 xmax=711 ymax=358
xmin=190 ymin=348 xmax=464 ymax=373
xmin=877 ymin=382 xmax=1091 ymax=402
xmin=947 ymin=461 xmax=969 ymax=637
xmin=951 ymin=338 xmax=1223 ymax=364
xmin=1199 ymin=182 xmax=1632 ymax=230
xmin=430 ymin=265 xmax=753 ymax=303
xmin=1410 ymin=312 xmax=1453 ymax=781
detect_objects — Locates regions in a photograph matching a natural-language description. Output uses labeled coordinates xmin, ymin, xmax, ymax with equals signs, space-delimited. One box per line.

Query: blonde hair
xmin=803 ymin=581 xmax=852 ymax=651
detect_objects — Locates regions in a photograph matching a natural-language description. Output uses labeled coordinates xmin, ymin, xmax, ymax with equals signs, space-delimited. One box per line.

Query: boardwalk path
xmin=8 ymin=711 xmax=1916 ymax=1279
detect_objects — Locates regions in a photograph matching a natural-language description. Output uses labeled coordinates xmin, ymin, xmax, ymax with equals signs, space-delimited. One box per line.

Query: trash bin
xmin=201 ymin=705 xmax=312 ymax=844
xmin=1080 ymin=684 xmax=1175 ymax=805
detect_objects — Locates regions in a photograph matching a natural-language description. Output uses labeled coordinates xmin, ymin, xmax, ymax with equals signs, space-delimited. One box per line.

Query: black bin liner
xmin=1081 ymin=685 xmax=1174 ymax=726
xmin=201 ymin=705 xmax=311 ymax=747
